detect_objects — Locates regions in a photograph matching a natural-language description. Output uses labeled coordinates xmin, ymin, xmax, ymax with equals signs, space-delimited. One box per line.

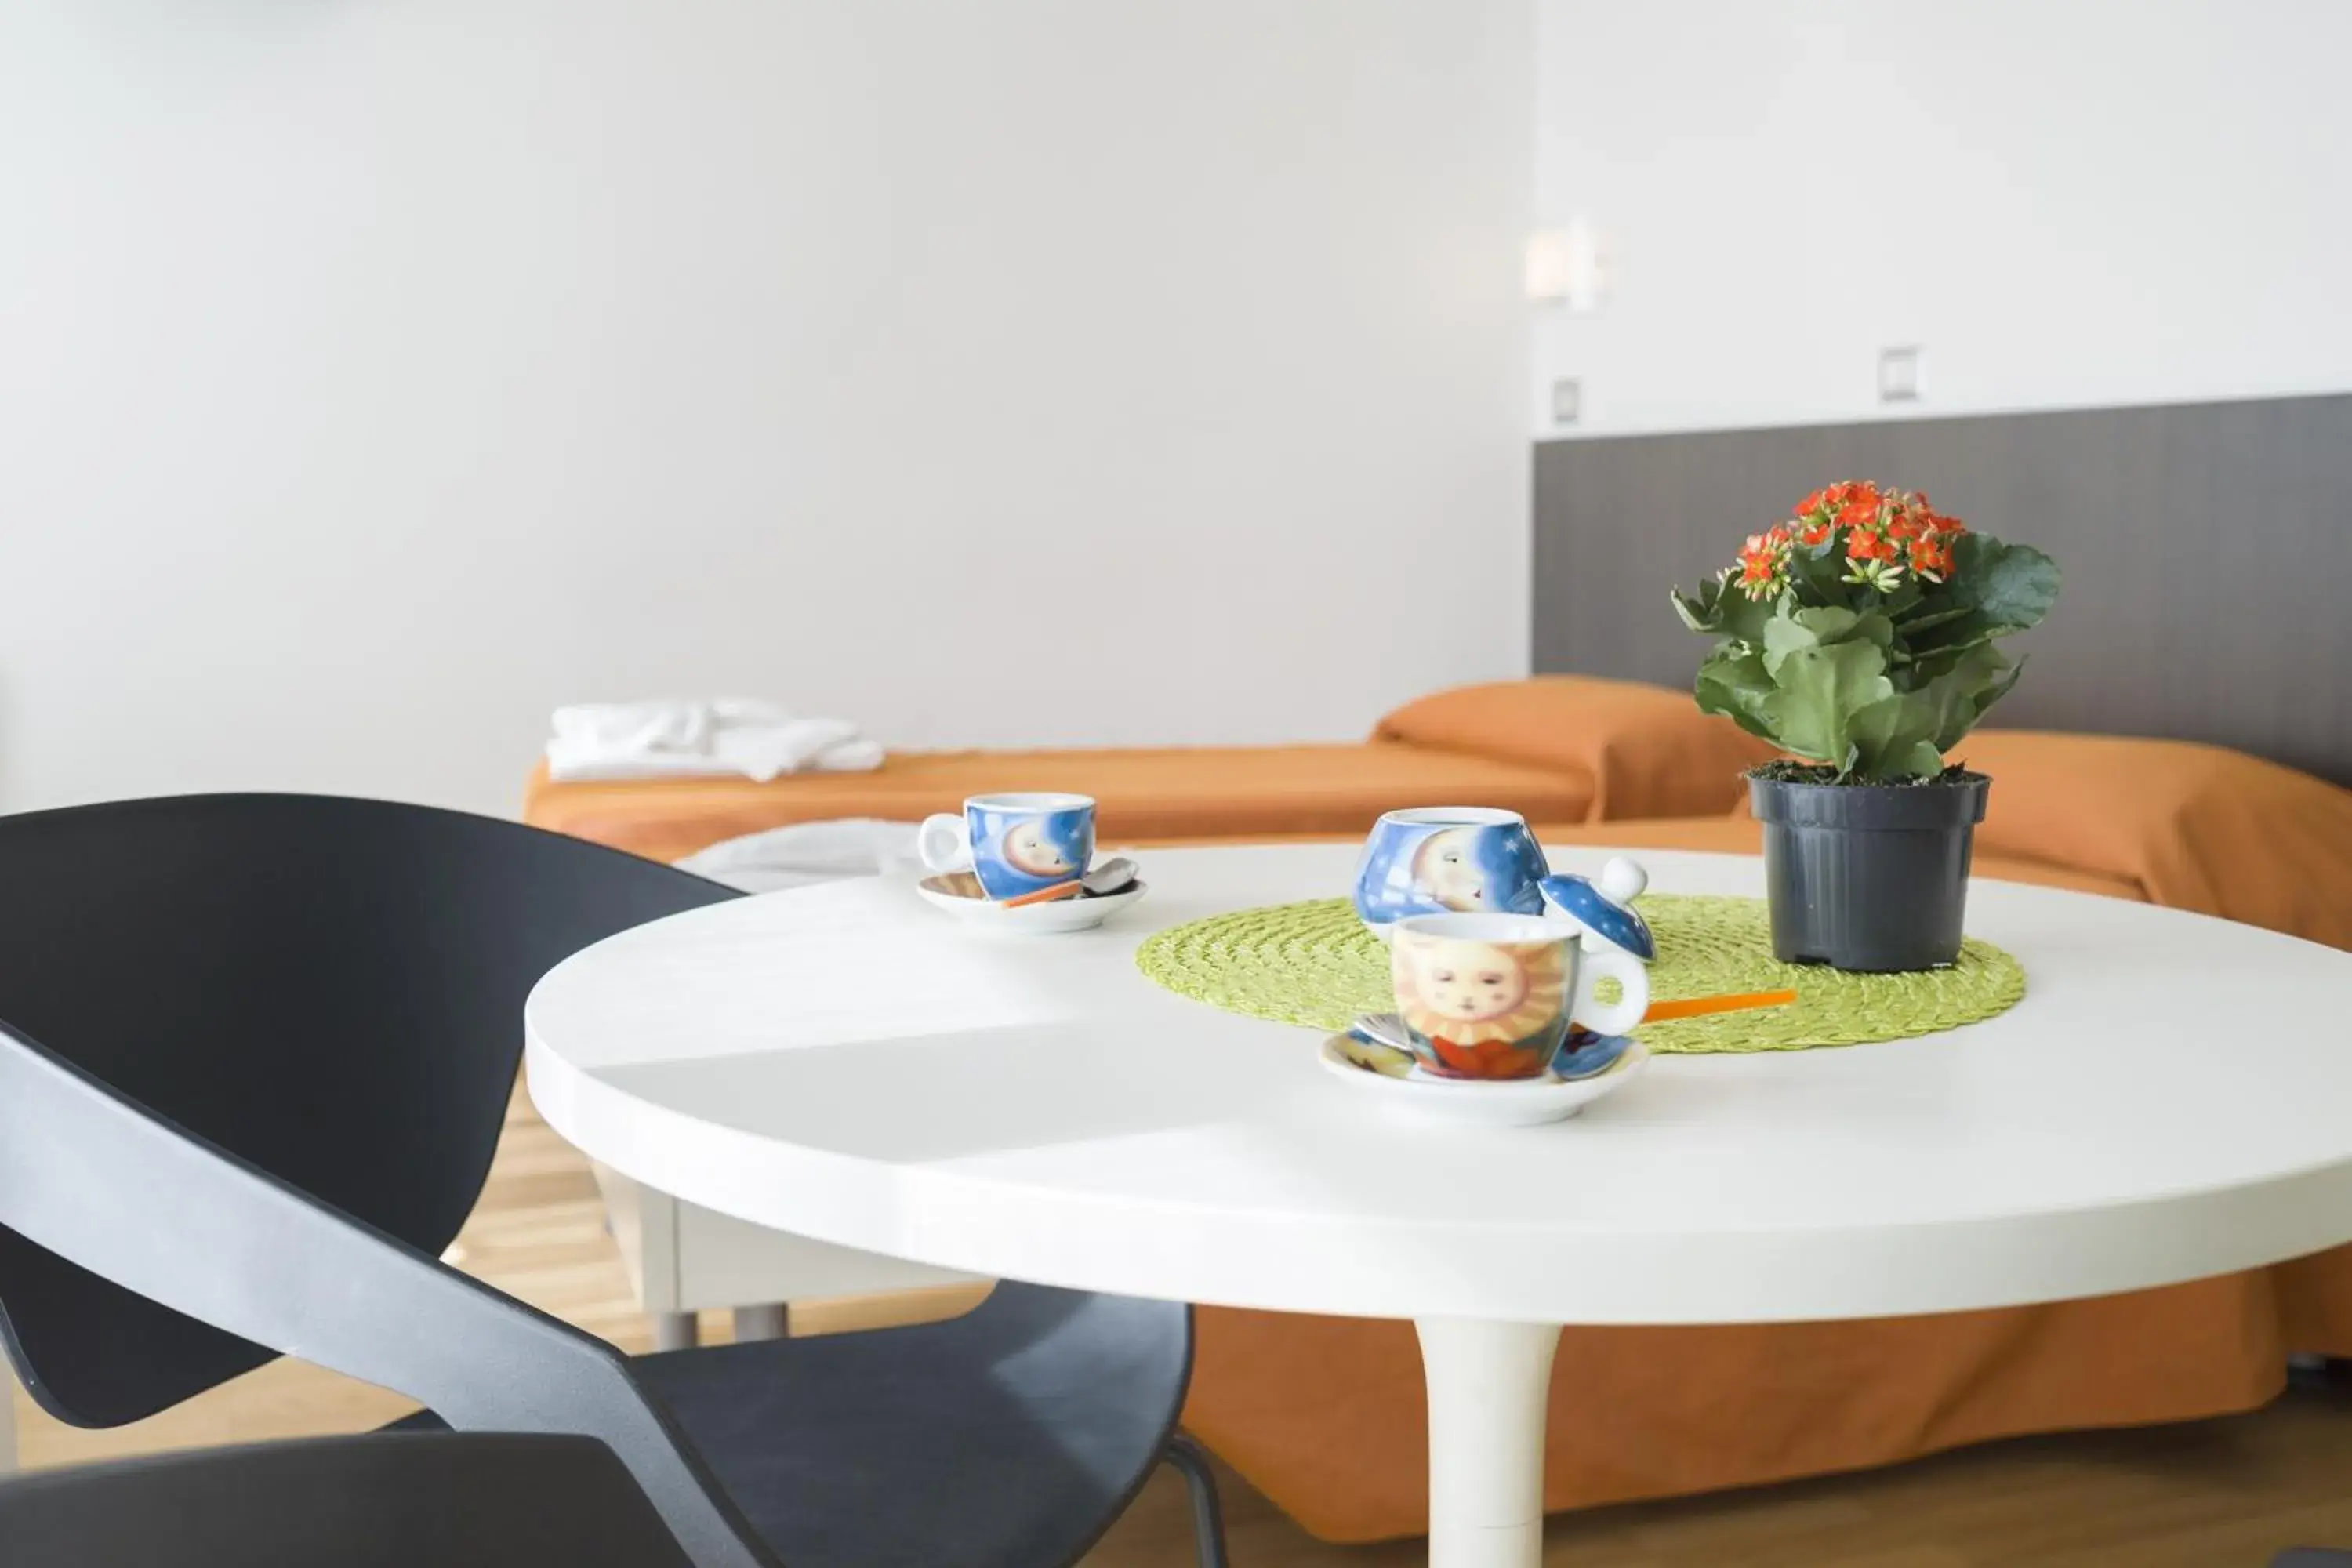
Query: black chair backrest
xmin=0 ymin=1431 xmax=698 ymax=1568
xmin=0 ymin=1012 xmax=774 ymax=1566
xmin=0 ymin=794 xmax=738 ymax=1427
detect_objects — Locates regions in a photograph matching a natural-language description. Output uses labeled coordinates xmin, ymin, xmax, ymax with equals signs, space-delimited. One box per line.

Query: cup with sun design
xmin=1388 ymin=912 xmax=1650 ymax=1081
xmin=918 ymin=792 xmax=1095 ymax=901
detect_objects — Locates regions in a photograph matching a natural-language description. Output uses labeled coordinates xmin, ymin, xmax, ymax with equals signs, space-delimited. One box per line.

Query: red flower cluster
xmin=1732 ymin=481 xmax=1967 ymax=600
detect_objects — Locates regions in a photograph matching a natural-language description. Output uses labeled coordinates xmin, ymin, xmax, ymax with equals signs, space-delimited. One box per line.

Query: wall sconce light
xmin=1526 ymin=220 xmax=1606 ymax=313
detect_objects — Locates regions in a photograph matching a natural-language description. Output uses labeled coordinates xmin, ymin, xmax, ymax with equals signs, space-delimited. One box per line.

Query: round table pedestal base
xmin=1415 ymin=1317 xmax=1561 ymax=1568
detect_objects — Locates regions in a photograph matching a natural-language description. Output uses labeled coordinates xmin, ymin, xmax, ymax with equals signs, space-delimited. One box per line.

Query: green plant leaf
xmin=1670 ymin=574 xmax=1737 ymax=633
xmin=1896 ymin=740 xmax=1946 ymax=776
xmin=1760 ymin=605 xmax=1853 ymax=673
xmin=1797 ymin=605 xmax=1864 ymax=634
xmin=1846 ymin=636 xmax=1993 ymax=779
xmin=1782 ymin=539 xmax=1854 ymax=607
xmin=1759 ymin=618 xmax=1816 ymax=678
xmin=1849 ymin=691 xmax=1943 ymax=781
xmin=1966 ymin=652 xmax=2027 ymax=734
xmin=1905 ymin=625 xmax=2003 ymax=684
xmin=1903 ymin=611 xmax=1994 ymax=656
xmin=1927 ymin=657 xmax=1994 ymax=752
xmin=1719 ymin=583 xmax=1780 ymax=645
xmin=1693 ymin=645 xmax=1778 ymax=742
xmin=1670 ymin=575 xmax=1777 ymax=645
xmin=1949 ymin=535 xmax=2061 ymax=631
xmin=1787 ymin=604 xmax=1896 ymax=648
xmin=1893 ymin=602 xmax=1978 ymax=635
xmin=1756 ymin=638 xmax=1894 ymax=771
xmin=1670 ymin=587 xmax=1715 ymax=634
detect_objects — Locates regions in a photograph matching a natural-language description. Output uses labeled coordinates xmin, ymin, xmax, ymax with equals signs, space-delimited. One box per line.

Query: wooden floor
xmin=13 ymin=1090 xmax=2352 ymax=1566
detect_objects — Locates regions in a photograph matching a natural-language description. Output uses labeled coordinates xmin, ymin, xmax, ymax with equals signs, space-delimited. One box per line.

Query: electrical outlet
xmin=1878 ymin=346 xmax=1922 ymax=403
xmin=1552 ymin=377 xmax=1582 ymax=426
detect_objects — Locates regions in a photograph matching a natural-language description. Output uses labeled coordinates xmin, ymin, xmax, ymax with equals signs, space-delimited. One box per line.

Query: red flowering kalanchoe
xmin=1731 ymin=481 xmax=1969 ymax=601
xmin=1671 ymin=482 xmax=2060 ymax=782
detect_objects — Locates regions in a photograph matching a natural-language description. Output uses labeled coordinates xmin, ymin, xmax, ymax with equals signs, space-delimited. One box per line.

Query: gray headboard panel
xmin=1532 ymin=392 xmax=2352 ymax=784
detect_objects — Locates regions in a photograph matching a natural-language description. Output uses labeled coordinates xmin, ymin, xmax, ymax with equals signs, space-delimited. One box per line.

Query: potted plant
xmin=1671 ymin=481 xmax=2060 ymax=971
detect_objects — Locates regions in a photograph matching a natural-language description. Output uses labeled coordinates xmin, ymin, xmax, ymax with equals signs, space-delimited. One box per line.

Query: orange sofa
xmin=522 ymin=677 xmax=2352 ymax=1542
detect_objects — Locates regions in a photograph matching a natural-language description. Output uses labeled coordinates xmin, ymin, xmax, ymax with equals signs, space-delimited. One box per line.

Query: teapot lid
xmin=1538 ymin=855 xmax=1654 ymax=961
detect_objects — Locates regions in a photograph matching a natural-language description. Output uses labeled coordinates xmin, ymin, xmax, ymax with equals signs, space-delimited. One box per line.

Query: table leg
xmin=1414 ymin=1318 xmax=1560 ymax=1568
xmin=2 ymin=1352 xmax=19 ymax=1474
xmin=731 ymin=1304 xmax=788 ymax=1343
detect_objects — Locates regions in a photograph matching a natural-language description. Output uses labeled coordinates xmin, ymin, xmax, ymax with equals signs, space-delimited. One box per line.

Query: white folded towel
xmin=673 ymin=818 xmax=920 ymax=894
xmin=545 ymin=699 xmax=884 ymax=783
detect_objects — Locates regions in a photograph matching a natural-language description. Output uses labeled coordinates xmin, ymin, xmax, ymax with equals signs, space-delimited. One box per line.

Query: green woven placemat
xmin=1134 ymin=895 xmax=2023 ymax=1053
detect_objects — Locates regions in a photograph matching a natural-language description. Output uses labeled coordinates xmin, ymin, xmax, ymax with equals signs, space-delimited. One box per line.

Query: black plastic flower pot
xmin=1747 ymin=771 xmax=1991 ymax=972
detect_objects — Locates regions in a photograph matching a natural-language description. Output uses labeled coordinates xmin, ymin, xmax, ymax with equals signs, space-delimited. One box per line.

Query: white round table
xmin=527 ymin=844 xmax=2352 ymax=1568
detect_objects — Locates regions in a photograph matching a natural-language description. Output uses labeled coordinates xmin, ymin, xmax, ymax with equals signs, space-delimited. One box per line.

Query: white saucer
xmin=1318 ymin=1029 xmax=1648 ymax=1127
xmin=915 ymin=875 xmax=1146 ymax=935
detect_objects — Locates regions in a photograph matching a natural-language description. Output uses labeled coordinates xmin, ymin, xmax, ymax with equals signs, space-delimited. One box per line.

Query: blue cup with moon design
xmin=919 ymin=792 xmax=1095 ymax=901
xmin=1352 ymin=807 xmax=1553 ymax=935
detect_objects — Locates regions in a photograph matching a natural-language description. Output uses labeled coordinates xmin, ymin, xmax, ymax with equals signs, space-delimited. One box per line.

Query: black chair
xmin=0 ymin=1431 xmax=695 ymax=1568
xmin=0 ymin=794 xmax=1226 ymax=1568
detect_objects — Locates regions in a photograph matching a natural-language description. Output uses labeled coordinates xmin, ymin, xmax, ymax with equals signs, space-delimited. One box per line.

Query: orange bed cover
xmin=524 ymin=742 xmax=1598 ymax=865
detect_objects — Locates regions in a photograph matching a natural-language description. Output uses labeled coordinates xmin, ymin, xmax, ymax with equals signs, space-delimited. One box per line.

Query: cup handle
xmin=917 ymin=813 xmax=975 ymax=874
xmin=1570 ymin=947 xmax=1649 ymax=1038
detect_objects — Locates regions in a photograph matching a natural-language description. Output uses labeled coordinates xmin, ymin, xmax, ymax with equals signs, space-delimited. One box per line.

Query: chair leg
xmin=1159 ymin=1432 xmax=1230 ymax=1568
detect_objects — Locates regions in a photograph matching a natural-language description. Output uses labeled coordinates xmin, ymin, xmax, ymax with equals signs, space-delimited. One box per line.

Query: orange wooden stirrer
xmin=1003 ymin=880 xmax=1086 ymax=909
xmin=1640 ymin=988 xmax=1798 ymax=1025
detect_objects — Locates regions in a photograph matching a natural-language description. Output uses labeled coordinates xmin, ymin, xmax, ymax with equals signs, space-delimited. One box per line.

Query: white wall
xmin=0 ymin=1 xmax=1532 ymax=816
xmin=1533 ymin=1 xmax=2352 ymax=437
